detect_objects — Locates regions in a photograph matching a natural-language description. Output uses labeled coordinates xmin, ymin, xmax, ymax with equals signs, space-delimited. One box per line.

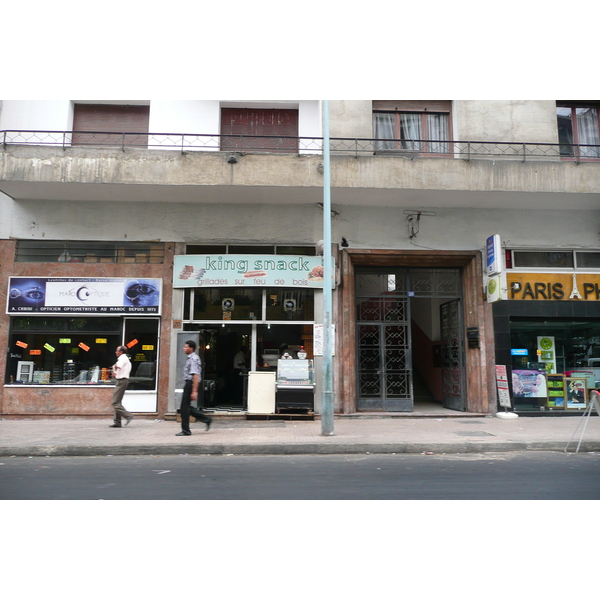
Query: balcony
xmin=1 ymin=130 xmax=599 ymax=210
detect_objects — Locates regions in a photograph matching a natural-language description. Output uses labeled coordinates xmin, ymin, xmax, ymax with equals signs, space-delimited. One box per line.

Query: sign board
xmin=486 ymin=235 xmax=503 ymax=276
xmin=313 ymin=323 xmax=335 ymax=356
xmin=486 ymin=272 xmax=507 ymax=303
xmin=507 ymin=272 xmax=600 ymax=301
xmin=173 ymin=254 xmax=333 ymax=289
xmin=7 ymin=277 xmax=162 ymax=315
xmin=495 ymin=365 xmax=512 ymax=408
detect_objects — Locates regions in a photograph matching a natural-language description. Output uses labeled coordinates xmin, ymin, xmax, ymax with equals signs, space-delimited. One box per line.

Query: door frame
xmin=339 ymin=249 xmax=495 ymax=414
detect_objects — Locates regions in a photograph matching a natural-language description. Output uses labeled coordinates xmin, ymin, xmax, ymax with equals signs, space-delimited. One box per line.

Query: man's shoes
xmin=206 ymin=417 xmax=213 ymax=432
xmin=109 ymin=424 xmax=122 ymax=428
xmin=175 ymin=431 xmax=192 ymax=436
xmin=125 ymin=417 xmax=134 ymax=426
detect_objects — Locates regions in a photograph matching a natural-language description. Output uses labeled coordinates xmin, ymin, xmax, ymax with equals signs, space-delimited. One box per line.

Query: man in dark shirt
xmin=176 ymin=340 xmax=212 ymax=436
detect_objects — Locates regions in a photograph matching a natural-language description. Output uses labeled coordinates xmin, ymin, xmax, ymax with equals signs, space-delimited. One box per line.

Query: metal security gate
xmin=440 ymin=299 xmax=466 ymax=410
xmin=356 ymin=272 xmax=412 ymax=411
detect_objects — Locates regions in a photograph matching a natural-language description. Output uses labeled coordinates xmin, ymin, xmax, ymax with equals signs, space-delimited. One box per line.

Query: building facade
xmin=1 ymin=99 xmax=599 ymax=419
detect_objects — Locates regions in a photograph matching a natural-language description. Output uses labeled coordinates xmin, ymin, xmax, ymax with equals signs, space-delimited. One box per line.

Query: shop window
xmin=15 ymin=241 xmax=164 ymax=264
xmin=266 ymin=288 xmax=315 ymax=321
xmin=373 ymin=100 xmax=452 ymax=154
xmin=557 ymin=102 xmax=600 ymax=159
xmin=512 ymin=251 xmax=574 ymax=269
xmin=6 ymin=317 xmax=122 ymax=385
xmin=509 ymin=317 xmax=600 ymax=411
xmin=72 ymin=103 xmax=150 ymax=147
xmin=193 ymin=288 xmax=263 ymax=321
xmin=220 ymin=107 xmax=299 ymax=153
xmin=123 ymin=318 xmax=159 ymax=390
xmin=576 ymin=252 xmax=600 ymax=269
xmin=6 ymin=317 xmax=159 ymax=389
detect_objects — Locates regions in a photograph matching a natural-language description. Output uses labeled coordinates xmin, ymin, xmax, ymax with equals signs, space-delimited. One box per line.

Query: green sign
xmin=173 ymin=255 xmax=332 ymax=289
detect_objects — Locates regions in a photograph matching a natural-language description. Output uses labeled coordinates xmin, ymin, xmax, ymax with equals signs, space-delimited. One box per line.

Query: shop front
xmin=494 ymin=272 xmax=600 ymax=413
xmin=2 ymin=270 xmax=169 ymax=417
xmin=172 ymin=252 xmax=325 ymax=412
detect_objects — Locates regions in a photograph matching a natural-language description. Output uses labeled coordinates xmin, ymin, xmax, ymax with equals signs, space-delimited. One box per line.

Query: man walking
xmin=110 ymin=345 xmax=134 ymax=428
xmin=177 ymin=340 xmax=212 ymax=436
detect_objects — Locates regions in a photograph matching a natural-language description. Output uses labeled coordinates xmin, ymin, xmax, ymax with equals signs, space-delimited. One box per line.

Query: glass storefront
xmin=6 ymin=316 xmax=160 ymax=390
xmin=509 ymin=317 xmax=600 ymax=411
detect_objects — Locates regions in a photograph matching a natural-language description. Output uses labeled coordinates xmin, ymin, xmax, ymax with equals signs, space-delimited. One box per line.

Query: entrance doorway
xmin=355 ymin=267 xmax=465 ymax=412
xmin=185 ymin=323 xmax=312 ymax=410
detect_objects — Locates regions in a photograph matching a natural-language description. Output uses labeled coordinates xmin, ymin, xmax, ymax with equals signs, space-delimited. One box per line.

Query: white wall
xmin=7 ymin=199 xmax=600 ymax=253
xmin=0 ymin=191 xmax=14 ymax=237
xmin=0 ymin=100 xmax=72 ymax=131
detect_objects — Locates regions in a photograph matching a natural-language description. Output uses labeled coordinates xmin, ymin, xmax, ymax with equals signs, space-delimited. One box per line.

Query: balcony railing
xmin=2 ymin=130 xmax=600 ymax=162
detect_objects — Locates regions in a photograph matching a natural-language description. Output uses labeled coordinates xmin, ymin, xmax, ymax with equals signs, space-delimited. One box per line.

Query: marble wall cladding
xmin=0 ymin=240 xmax=175 ymax=417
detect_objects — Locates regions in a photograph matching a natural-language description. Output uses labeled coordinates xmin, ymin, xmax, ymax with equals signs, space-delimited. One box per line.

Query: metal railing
xmin=2 ymin=129 xmax=600 ymax=162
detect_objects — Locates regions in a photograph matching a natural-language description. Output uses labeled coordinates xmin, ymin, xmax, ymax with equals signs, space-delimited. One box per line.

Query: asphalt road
xmin=1 ymin=451 xmax=599 ymax=500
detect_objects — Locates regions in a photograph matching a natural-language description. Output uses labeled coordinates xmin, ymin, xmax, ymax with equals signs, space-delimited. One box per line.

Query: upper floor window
xmin=16 ymin=240 xmax=165 ymax=263
xmin=506 ymin=250 xmax=600 ymax=270
xmin=373 ymin=101 xmax=452 ymax=154
xmin=72 ymin=103 xmax=150 ymax=147
xmin=220 ymin=107 xmax=299 ymax=153
xmin=557 ymin=102 xmax=600 ymax=159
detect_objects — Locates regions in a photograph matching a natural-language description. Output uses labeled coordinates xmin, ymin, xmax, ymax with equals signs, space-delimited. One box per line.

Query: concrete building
xmin=1 ymin=99 xmax=599 ymax=419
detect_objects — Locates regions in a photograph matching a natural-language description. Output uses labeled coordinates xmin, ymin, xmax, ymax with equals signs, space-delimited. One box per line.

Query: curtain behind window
xmin=400 ymin=113 xmax=422 ymax=150
xmin=426 ymin=113 xmax=449 ymax=153
xmin=373 ymin=113 xmax=396 ymax=150
xmin=576 ymin=108 xmax=600 ymax=158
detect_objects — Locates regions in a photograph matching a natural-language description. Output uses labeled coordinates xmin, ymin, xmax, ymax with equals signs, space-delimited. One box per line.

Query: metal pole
xmin=321 ymin=100 xmax=334 ymax=436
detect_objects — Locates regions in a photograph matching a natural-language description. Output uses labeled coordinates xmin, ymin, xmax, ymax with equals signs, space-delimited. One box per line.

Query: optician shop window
xmin=6 ymin=317 xmax=159 ymax=390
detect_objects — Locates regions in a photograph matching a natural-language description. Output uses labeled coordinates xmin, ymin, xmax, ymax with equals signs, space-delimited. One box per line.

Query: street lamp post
xmin=321 ymin=100 xmax=334 ymax=436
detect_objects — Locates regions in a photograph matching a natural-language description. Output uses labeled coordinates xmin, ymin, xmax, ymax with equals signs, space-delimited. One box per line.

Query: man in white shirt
xmin=109 ymin=345 xmax=134 ymax=428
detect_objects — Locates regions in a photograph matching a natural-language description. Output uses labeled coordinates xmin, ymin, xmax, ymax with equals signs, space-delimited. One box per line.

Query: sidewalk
xmin=1 ymin=413 xmax=599 ymax=456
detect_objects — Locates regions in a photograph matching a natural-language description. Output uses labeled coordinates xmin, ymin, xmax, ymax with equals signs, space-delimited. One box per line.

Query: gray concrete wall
xmin=453 ymin=100 xmax=559 ymax=143
xmin=3 ymin=145 xmax=600 ymax=197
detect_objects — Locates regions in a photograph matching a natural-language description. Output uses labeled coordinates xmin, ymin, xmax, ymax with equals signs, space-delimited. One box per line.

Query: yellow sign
xmin=507 ymin=273 xmax=600 ymax=300
xmin=142 ymin=345 xmax=154 ymax=351
xmin=96 ymin=338 xmax=107 ymax=344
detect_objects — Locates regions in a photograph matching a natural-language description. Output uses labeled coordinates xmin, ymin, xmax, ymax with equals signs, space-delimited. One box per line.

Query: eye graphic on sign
xmin=125 ymin=280 xmax=159 ymax=307
xmin=284 ymin=299 xmax=297 ymax=312
xmin=222 ymin=298 xmax=235 ymax=311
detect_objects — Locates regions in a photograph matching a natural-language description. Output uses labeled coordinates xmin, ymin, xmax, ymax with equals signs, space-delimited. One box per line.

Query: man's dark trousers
xmin=180 ymin=380 xmax=211 ymax=434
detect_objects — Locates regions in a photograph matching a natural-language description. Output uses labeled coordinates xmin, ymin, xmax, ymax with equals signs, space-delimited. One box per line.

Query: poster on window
xmin=6 ymin=277 xmax=162 ymax=315
xmin=537 ymin=336 xmax=556 ymax=372
xmin=512 ymin=369 xmax=548 ymax=398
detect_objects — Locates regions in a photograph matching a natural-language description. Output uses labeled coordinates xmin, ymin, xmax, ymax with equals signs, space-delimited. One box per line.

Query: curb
xmin=2 ymin=441 xmax=599 ymax=457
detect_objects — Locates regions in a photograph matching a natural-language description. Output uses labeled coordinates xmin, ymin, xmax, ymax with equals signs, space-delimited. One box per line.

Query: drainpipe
xmin=321 ymin=100 xmax=334 ymax=436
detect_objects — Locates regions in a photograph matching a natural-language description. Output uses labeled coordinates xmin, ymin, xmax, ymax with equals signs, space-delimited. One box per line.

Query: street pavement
xmin=1 ymin=411 xmax=599 ymax=456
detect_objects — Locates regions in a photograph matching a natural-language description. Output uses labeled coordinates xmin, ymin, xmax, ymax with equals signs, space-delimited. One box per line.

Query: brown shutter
xmin=72 ymin=104 xmax=150 ymax=147
xmin=221 ymin=108 xmax=299 ymax=152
